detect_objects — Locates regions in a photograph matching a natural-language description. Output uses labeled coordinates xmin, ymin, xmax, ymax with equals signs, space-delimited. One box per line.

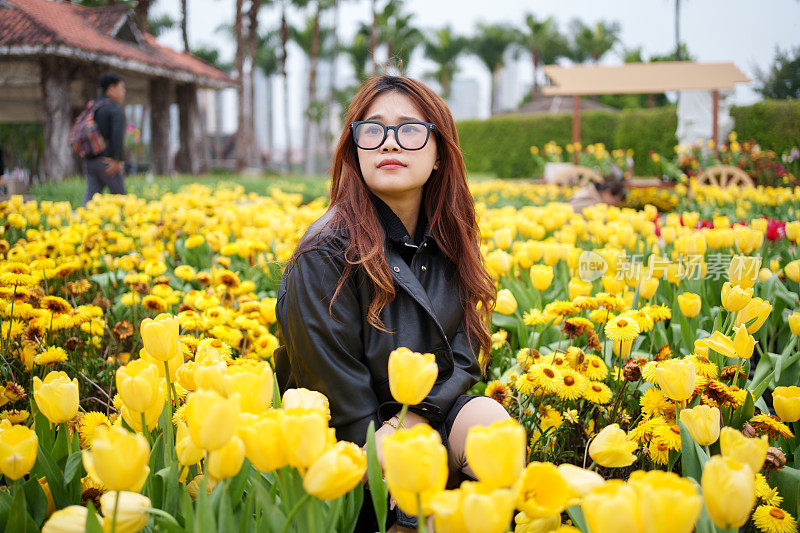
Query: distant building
xmin=446 ymin=78 xmax=481 ymax=120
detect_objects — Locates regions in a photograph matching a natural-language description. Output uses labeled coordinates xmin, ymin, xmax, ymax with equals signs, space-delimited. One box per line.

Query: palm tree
xmin=180 ymin=0 xmax=189 ymax=52
xmin=192 ymin=45 xmax=232 ymax=166
xmin=256 ymin=31 xmax=280 ymax=166
xmin=279 ymin=0 xmax=292 ymax=171
xmin=342 ymin=31 xmax=370 ymax=83
xmin=568 ymin=19 xmax=621 ymax=64
xmin=381 ymin=8 xmax=422 ymax=74
xmin=423 ymin=26 xmax=468 ymax=99
xmin=517 ymin=14 xmax=567 ymax=97
xmin=469 ymin=23 xmax=517 ymax=115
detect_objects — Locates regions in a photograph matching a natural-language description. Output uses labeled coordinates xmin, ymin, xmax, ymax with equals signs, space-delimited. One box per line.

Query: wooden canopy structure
xmin=0 ymin=0 xmax=235 ymax=179
xmin=542 ymin=62 xmax=751 ymax=162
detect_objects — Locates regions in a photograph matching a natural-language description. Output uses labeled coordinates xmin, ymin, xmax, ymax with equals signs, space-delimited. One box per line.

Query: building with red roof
xmin=0 ymin=0 xmax=234 ymax=179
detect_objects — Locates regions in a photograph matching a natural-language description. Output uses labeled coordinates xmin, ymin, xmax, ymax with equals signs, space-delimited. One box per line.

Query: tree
xmin=193 ymin=45 xmax=231 ymax=162
xmin=568 ymin=19 xmax=620 ymax=64
xmin=517 ymin=14 xmax=567 ymax=97
xmin=379 ymin=4 xmax=421 ymax=74
xmin=342 ymin=32 xmax=370 ymax=85
xmin=71 ymin=0 xmax=174 ymax=36
xmin=234 ymin=0 xmax=263 ymax=171
xmin=180 ymin=0 xmax=189 ymax=52
xmin=469 ymin=23 xmax=517 ymax=115
xmin=423 ymin=26 xmax=468 ymax=99
xmin=256 ymin=30 xmax=280 ymax=165
xmin=756 ymin=47 xmax=800 ymax=100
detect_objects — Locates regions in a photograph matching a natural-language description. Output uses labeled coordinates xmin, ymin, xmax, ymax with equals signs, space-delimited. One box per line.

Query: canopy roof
xmin=542 ymin=61 xmax=750 ymax=96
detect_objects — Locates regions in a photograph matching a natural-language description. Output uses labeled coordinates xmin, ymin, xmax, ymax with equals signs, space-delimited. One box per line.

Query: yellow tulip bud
xmin=175 ymin=420 xmax=204 ymax=466
xmin=388 ymin=348 xmax=438 ymax=405
xmin=207 ymin=435 xmax=245 ymax=480
xmin=787 ymin=221 xmax=800 ymax=243
xmin=494 ymin=289 xmax=518 ymax=315
xmin=224 ymin=363 xmax=273 ymax=414
xmin=140 ymin=347 xmax=183 ymax=383
xmin=382 ymin=424 xmax=447 ymax=515
xmin=116 ymin=359 xmax=161 ymax=413
xmin=720 ymin=426 xmax=768 ymax=473
xmin=185 ymin=389 xmax=240 ymax=451
xmin=99 ymin=491 xmax=151 ymax=533
xmin=429 ymin=489 xmax=467 ymax=533
xmin=677 ymin=292 xmax=701 ymax=318
xmin=568 ymin=279 xmax=593 ymax=300
xmin=728 ymin=255 xmax=761 ymax=289
xmin=176 ymin=361 xmax=198 ymax=391
xmin=654 ymin=359 xmax=696 ymax=401
xmin=41 ymin=506 xmax=88 ymax=533
xmin=588 ymin=424 xmax=637 ymax=468
xmin=238 ymin=411 xmax=287 ymax=472
xmin=785 ymin=260 xmax=800 ymax=282
xmin=192 ymin=356 xmax=228 ymax=396
xmin=581 ymin=480 xmax=641 ymax=533
xmin=734 ymin=297 xmax=771 ymax=333
xmin=702 ymin=331 xmax=736 ymax=358
xmin=720 ymin=281 xmax=753 ymax=312
xmin=486 ymin=249 xmax=512 ymax=277
xmin=732 ymin=324 xmax=755 ymax=359
xmin=701 ymin=456 xmax=755 ymax=529
xmin=493 ymin=228 xmax=513 ymax=250
xmin=280 ymin=407 xmax=330 ymax=469
xmin=464 ymin=418 xmax=525 ymax=488
xmin=33 ymin=371 xmax=80 ymax=424
xmin=612 ymin=338 xmax=633 ymax=359
xmin=460 ymin=481 xmax=516 ymax=533
xmin=628 ymin=470 xmax=702 ymax=533
xmin=789 ymin=313 xmax=800 ymax=336
xmin=120 ymin=381 xmax=166 ymax=432
xmin=139 ymin=314 xmax=180 ymax=361
xmin=82 ymin=426 xmax=150 ymax=492
xmin=303 ymin=441 xmax=366 ymax=500
xmin=773 ymin=386 xmax=800 ymax=422
xmin=515 ymin=462 xmax=571 ymax=518
xmin=637 ymin=277 xmax=659 ymax=300
xmin=0 ymin=424 xmax=38 ymax=480
xmin=679 ymin=405 xmax=721 ymax=445
xmin=557 ymin=464 xmax=604 ymax=501
xmin=530 ymin=265 xmax=554 ymax=291
xmin=282 ymin=388 xmax=330 ymax=419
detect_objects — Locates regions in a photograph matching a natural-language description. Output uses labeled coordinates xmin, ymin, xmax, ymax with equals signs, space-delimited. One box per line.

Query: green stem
xmin=163 ymin=362 xmax=174 ymax=462
xmin=416 ymin=493 xmax=428 ymax=533
xmin=732 ymin=358 xmax=744 ymax=389
xmin=281 ymin=493 xmax=312 ymax=533
xmin=396 ymin=404 xmax=409 ymax=430
xmin=111 ymin=490 xmax=121 ymax=533
xmin=62 ymin=422 xmax=73 ymax=456
xmin=140 ymin=412 xmax=150 ymax=445
xmin=587 ymin=461 xmax=598 ymax=472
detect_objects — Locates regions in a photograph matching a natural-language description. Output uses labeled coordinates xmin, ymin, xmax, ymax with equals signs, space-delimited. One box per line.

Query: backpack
xmin=68 ymin=98 xmax=109 ymax=158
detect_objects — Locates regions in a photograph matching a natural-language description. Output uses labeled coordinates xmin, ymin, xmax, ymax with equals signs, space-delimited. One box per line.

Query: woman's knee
xmin=456 ymin=396 xmax=512 ymax=427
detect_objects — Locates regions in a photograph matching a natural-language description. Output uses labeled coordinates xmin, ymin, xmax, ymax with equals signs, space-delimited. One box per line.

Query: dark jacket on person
xmin=274 ymin=195 xmax=481 ymax=447
xmin=91 ymin=98 xmax=125 ymax=161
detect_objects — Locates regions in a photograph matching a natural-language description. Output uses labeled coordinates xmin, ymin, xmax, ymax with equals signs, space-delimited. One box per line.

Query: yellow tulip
xmin=388 ymin=348 xmax=438 ymax=406
xmin=192 ymin=356 xmax=228 ymax=396
xmin=224 ymin=363 xmax=273 ymax=413
xmin=557 ymin=464 xmax=604 ymax=502
xmin=612 ymin=338 xmax=633 ymax=359
xmin=732 ymin=323 xmax=755 ymax=359
xmin=0 ymin=424 xmax=38 ymax=480
xmin=513 ymin=512 xmax=561 ymax=533
xmin=637 ymin=277 xmax=659 ymax=300
xmin=100 ymin=491 xmax=151 ymax=533
xmin=785 ymin=260 xmax=800 ymax=283
xmin=429 ymin=489 xmax=467 ymax=533
xmin=720 ymin=282 xmax=753 ymax=312
xmin=464 ymin=418 xmax=525 ymax=488
xmin=282 ymin=388 xmax=330 ymax=419
xmin=734 ymin=297 xmax=771 ymax=333
xmin=141 ymin=347 xmax=183 ymax=383
xmin=207 ymin=435 xmax=246 ymax=480
xmin=302 ymin=441 xmax=366 ymax=500
xmin=790 ymin=313 xmax=800 ymax=336
xmin=493 ymin=228 xmax=513 ymax=250
xmin=628 ymin=470 xmax=702 ymax=533
xmin=33 ymin=371 xmax=80 ymax=424
xmin=238 ymin=411 xmax=287 ymax=472
xmin=787 ymin=221 xmax=800 ymax=243
xmin=702 ymin=331 xmax=735 ymax=358
xmin=185 ymin=389 xmax=240 ymax=451
xmin=728 ymin=255 xmax=761 ymax=289
xmin=515 ymin=462 xmax=571 ymax=518
xmin=41 ymin=506 xmax=88 ymax=533
xmin=139 ymin=314 xmax=180 ymax=361
xmin=581 ymin=480 xmax=641 ymax=533
xmin=568 ymin=279 xmax=592 ymax=301
xmin=116 ymin=359 xmax=161 ymax=413
xmin=701 ymin=456 xmax=755 ymax=529
xmin=460 ymin=481 xmax=516 ymax=533
xmin=82 ymin=426 xmax=150 ymax=492
xmin=773 ymin=386 xmax=800 ymax=422
xmin=720 ymin=426 xmax=768 ymax=473
xmin=175 ymin=420 xmax=204 ymax=466
xmin=758 ymin=268 xmax=773 ymax=282
xmin=654 ymin=359 xmax=696 ymax=401
xmin=530 ymin=265 xmax=554 ymax=291
xmin=679 ymin=405 xmax=721 ymax=445
xmin=486 ymin=249 xmax=512 ymax=276
xmin=588 ymin=424 xmax=637 ymax=468
xmin=677 ymin=292 xmax=701 ymax=318
xmin=176 ymin=361 xmax=198 ymax=391
xmin=382 ymin=424 xmax=447 ymax=515
xmin=280 ymin=407 xmax=330 ymax=469
xmin=120 ymin=381 xmax=166 ymax=433
xmin=494 ymin=289 xmax=518 ymax=315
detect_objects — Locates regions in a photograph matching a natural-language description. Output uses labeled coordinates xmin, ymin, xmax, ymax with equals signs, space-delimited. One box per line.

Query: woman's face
xmin=356 ymin=91 xmax=439 ymax=202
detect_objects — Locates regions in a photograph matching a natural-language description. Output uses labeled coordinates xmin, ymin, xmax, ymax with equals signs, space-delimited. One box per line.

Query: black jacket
xmin=92 ymin=98 xmax=125 ymax=161
xmin=274 ymin=202 xmax=481 ymax=446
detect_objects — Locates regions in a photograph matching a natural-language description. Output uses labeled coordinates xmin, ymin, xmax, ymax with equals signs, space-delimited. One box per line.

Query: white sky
xmin=151 ymin=0 xmax=800 ymax=146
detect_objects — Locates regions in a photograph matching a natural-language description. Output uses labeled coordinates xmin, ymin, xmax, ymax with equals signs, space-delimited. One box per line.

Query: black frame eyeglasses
xmin=349 ymin=120 xmax=436 ymax=151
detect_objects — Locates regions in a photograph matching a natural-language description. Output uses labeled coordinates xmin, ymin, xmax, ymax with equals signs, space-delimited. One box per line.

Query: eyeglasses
xmin=349 ymin=120 xmax=436 ymax=151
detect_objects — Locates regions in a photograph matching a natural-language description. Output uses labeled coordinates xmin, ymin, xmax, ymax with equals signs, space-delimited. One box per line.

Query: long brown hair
xmin=298 ymin=75 xmax=495 ymax=370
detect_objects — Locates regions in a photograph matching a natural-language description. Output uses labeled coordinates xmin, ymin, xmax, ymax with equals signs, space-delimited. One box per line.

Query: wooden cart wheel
xmin=696 ymin=164 xmax=754 ymax=188
xmin=552 ymin=164 xmax=602 ymax=187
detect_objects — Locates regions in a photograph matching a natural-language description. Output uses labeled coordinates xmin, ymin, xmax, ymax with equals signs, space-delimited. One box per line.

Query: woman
xmin=274 ymin=76 xmax=511 ymax=531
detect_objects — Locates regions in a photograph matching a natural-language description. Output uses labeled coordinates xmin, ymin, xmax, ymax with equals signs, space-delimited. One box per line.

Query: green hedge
xmin=614 ymin=106 xmax=677 ymax=176
xmin=731 ymin=99 xmax=800 ymax=155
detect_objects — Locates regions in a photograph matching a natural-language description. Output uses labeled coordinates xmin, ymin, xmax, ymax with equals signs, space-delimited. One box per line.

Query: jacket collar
xmin=369 ymin=192 xmax=430 ymax=246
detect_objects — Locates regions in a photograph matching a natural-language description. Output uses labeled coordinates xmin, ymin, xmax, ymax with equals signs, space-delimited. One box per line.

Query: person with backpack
xmin=78 ymin=71 xmax=127 ymax=205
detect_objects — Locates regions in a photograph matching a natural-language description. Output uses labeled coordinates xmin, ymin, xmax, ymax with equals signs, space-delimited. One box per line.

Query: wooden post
xmin=712 ymin=89 xmax=719 ymax=155
xmin=572 ymin=94 xmax=581 ymax=165
xmin=175 ymin=83 xmax=201 ymax=175
xmin=149 ymin=77 xmax=172 ymax=175
xmin=41 ymin=57 xmax=73 ymax=181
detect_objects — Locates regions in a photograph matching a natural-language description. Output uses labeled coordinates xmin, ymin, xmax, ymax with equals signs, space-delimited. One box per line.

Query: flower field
xmin=2 ymin=179 xmax=800 ymax=532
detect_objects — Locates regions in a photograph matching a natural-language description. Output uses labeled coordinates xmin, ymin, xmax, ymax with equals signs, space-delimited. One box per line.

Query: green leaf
xmin=772 ymin=466 xmax=800 ymax=519
xmin=194 ymin=476 xmax=217 ymax=533
xmin=52 ymin=423 xmax=69 ymax=464
xmin=85 ymin=503 xmax=106 ymax=533
xmin=491 ymin=313 xmax=520 ymax=329
xmin=273 ymin=373 xmax=282 ymax=408
xmin=678 ymin=420 xmax=708 ymax=483
xmin=566 ymin=505 xmax=587 ymax=532
xmin=36 ymin=443 xmax=69 ymax=509
xmin=22 ymin=478 xmax=47 ymax=526
xmin=227 ymin=460 xmax=252 ymax=510
xmin=731 ymin=391 xmax=755 ymax=428
xmin=365 ymin=421 xmax=388 ymax=533
xmin=218 ymin=481 xmax=237 ymax=532
xmin=63 ymin=450 xmax=83 ymax=485
xmin=747 ymin=371 xmax=774 ymax=402
xmin=6 ymin=485 xmax=38 ymax=533
xmin=145 ymin=508 xmax=186 ymax=533
xmin=32 ymin=411 xmax=54 ymax=453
